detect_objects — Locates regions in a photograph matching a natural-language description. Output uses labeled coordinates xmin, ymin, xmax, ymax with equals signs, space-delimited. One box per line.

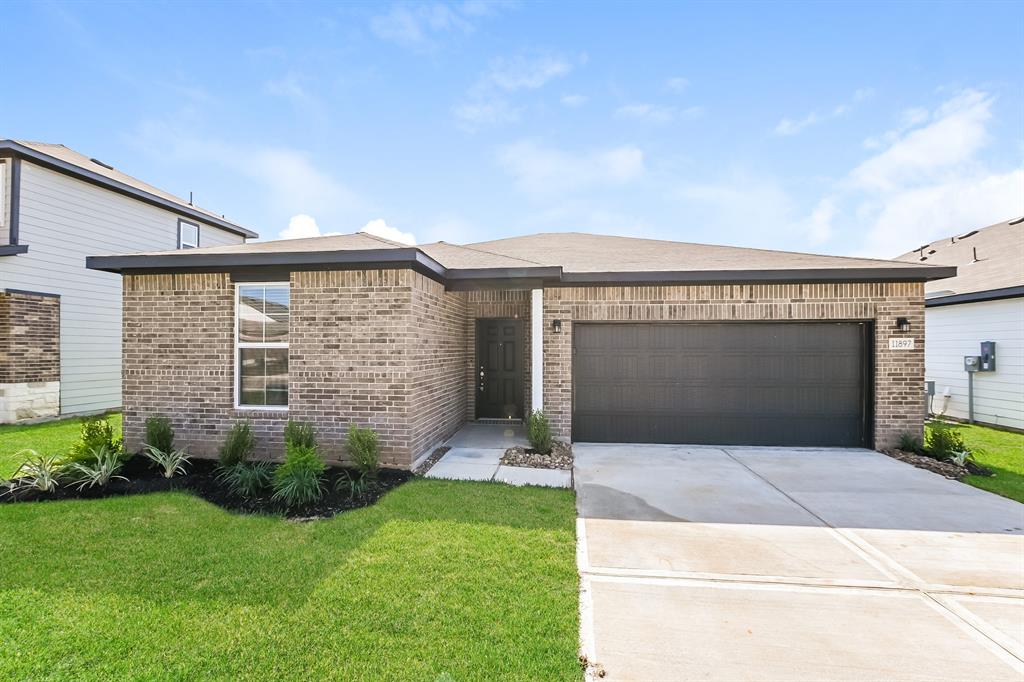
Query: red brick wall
xmin=541 ymin=282 xmax=925 ymax=449
xmin=0 ymin=290 xmax=61 ymax=383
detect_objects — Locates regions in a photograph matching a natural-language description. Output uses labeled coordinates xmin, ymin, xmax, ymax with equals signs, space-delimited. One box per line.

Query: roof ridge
xmin=441 ymin=240 xmax=549 ymax=267
xmin=356 ymin=230 xmax=412 ymax=248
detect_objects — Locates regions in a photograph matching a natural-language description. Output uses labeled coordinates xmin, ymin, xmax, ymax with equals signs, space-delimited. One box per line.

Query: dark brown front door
xmin=476 ymin=319 xmax=523 ymax=419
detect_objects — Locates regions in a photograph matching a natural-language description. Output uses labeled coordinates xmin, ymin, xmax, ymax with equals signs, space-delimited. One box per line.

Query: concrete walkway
xmin=423 ymin=422 xmax=571 ymax=488
xmin=575 ymin=443 xmax=1024 ymax=681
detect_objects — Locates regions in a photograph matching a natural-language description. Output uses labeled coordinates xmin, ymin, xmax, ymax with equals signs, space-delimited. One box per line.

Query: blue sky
xmin=4 ymin=1 xmax=1022 ymax=257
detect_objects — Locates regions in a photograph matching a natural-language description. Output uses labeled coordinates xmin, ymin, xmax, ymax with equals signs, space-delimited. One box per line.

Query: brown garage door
xmin=572 ymin=322 xmax=870 ymax=447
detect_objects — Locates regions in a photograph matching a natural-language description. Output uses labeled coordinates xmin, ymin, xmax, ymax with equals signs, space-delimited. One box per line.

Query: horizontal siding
xmin=0 ymin=163 xmax=245 ymax=415
xmin=925 ymin=298 xmax=1024 ymax=430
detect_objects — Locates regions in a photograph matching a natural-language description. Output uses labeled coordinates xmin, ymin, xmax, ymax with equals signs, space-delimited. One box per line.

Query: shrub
xmin=926 ymin=421 xmax=967 ymax=461
xmin=69 ymin=416 xmax=121 ymax=463
xmin=217 ymin=461 xmax=275 ymax=498
xmin=272 ymin=444 xmax=325 ymax=507
xmin=219 ymin=420 xmax=256 ymax=467
xmin=144 ymin=416 xmax=175 ymax=454
xmin=284 ymin=420 xmax=317 ymax=450
xmin=8 ymin=451 xmax=64 ymax=494
xmin=347 ymin=425 xmax=379 ymax=478
xmin=334 ymin=469 xmax=369 ymax=500
xmin=142 ymin=445 xmax=191 ymax=479
xmin=949 ymin=450 xmax=972 ymax=467
xmin=526 ymin=410 xmax=553 ymax=454
xmin=897 ymin=432 xmax=923 ymax=453
xmin=67 ymin=445 xmax=127 ymax=490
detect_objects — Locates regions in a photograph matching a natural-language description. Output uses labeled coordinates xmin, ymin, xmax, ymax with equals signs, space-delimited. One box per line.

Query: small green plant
xmin=219 ymin=420 xmax=256 ymax=467
xmin=526 ymin=410 xmax=553 ymax=454
xmin=897 ymin=432 xmax=923 ymax=453
xmin=144 ymin=416 xmax=175 ymax=454
xmin=67 ymin=445 xmax=127 ymax=490
xmin=217 ymin=461 xmax=275 ymax=498
xmin=69 ymin=416 xmax=121 ymax=463
xmin=272 ymin=444 xmax=325 ymax=507
xmin=284 ymin=420 xmax=317 ymax=450
xmin=8 ymin=451 xmax=64 ymax=494
xmin=142 ymin=445 xmax=191 ymax=479
xmin=334 ymin=469 xmax=369 ymax=500
xmin=927 ymin=421 xmax=967 ymax=461
xmin=949 ymin=450 xmax=971 ymax=467
xmin=346 ymin=425 xmax=379 ymax=478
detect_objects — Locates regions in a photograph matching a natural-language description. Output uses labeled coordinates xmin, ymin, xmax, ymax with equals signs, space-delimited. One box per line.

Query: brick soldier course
xmin=93 ymin=231 xmax=954 ymax=468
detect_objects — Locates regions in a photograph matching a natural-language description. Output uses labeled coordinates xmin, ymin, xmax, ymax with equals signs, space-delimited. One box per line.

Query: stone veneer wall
xmin=541 ymin=282 xmax=925 ymax=449
xmin=462 ymin=289 xmax=532 ymax=420
xmin=0 ymin=290 xmax=61 ymax=422
xmin=123 ymin=269 xmax=468 ymax=468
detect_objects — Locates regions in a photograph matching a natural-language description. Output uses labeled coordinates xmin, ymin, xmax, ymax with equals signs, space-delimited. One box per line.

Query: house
xmin=896 ymin=219 xmax=1024 ymax=431
xmin=87 ymin=232 xmax=955 ymax=467
xmin=0 ymin=140 xmax=257 ymax=423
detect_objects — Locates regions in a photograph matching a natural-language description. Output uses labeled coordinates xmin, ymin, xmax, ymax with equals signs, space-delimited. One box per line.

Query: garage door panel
xmin=573 ymin=322 xmax=867 ymax=447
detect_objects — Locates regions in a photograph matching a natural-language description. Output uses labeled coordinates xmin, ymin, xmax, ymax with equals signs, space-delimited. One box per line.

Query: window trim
xmin=177 ymin=218 xmax=200 ymax=249
xmin=234 ymin=281 xmax=290 ymax=411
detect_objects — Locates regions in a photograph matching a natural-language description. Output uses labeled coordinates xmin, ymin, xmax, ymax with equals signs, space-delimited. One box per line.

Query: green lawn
xmin=932 ymin=422 xmax=1024 ymax=504
xmin=0 ymin=480 xmax=580 ymax=680
xmin=0 ymin=413 xmax=122 ymax=478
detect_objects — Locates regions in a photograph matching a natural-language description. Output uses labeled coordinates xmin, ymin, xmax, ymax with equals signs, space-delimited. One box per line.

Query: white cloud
xmin=453 ymin=98 xmax=520 ymax=128
xmin=369 ymin=4 xmax=473 ymax=50
xmin=485 ymin=53 xmax=572 ymax=91
xmin=774 ymin=87 xmax=874 ymax=136
xmin=497 ymin=140 xmax=645 ymax=196
xmin=850 ymin=89 xmax=992 ymax=192
xmin=665 ymin=77 xmax=689 ymax=93
xmin=560 ymin=93 xmax=588 ymax=107
xmin=804 ymin=198 xmax=836 ymax=245
xmin=359 ymin=218 xmax=417 ymax=245
xmin=263 ymin=72 xmax=326 ymax=122
xmin=615 ymin=103 xmax=702 ymax=123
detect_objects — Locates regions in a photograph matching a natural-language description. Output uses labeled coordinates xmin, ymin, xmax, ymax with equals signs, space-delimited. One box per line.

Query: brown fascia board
xmin=86 ymin=248 xmax=449 ymax=283
xmin=0 ymin=140 xmax=258 ymax=240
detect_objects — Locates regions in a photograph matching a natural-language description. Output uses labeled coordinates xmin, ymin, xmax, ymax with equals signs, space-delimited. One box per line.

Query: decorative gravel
xmin=501 ymin=442 xmax=573 ymax=470
xmin=415 ymin=446 xmax=451 ymax=476
xmin=883 ymin=449 xmax=967 ymax=480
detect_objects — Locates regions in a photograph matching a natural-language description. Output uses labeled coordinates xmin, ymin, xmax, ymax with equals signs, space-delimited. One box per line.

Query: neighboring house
xmin=89 ymin=232 xmax=955 ymax=467
xmin=0 ymin=140 xmax=257 ymax=423
xmin=896 ymin=219 xmax=1024 ymax=431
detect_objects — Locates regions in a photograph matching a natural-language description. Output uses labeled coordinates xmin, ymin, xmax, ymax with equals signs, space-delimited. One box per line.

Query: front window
xmin=178 ymin=220 xmax=199 ymax=249
xmin=236 ymin=284 xmax=289 ymax=408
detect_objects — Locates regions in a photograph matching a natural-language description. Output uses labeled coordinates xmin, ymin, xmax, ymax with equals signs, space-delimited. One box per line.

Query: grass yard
xmin=0 ymin=480 xmax=580 ymax=681
xmin=0 ymin=413 xmax=122 ymax=478
xmin=933 ymin=422 xmax=1024 ymax=504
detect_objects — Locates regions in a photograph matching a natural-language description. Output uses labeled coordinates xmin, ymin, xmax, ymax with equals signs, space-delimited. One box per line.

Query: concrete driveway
xmin=575 ymin=444 xmax=1024 ymax=681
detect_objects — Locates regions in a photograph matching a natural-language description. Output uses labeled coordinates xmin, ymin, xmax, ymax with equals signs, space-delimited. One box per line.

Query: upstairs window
xmin=236 ymin=284 xmax=289 ymax=408
xmin=178 ymin=219 xmax=199 ymax=249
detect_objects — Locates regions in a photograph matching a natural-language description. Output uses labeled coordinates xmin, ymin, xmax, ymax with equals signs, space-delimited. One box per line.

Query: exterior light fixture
xmin=895 ymin=317 xmax=911 ymax=333
xmin=552 ymin=319 xmax=563 ymax=334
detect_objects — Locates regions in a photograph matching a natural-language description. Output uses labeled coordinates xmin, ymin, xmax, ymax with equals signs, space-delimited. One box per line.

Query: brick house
xmin=88 ymin=232 xmax=955 ymax=468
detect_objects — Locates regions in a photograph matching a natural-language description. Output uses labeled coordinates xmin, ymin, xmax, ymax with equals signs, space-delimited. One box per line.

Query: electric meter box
xmin=964 ymin=356 xmax=981 ymax=372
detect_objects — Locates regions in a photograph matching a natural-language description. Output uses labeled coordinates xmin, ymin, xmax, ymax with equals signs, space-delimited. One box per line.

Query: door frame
xmin=474 ymin=317 xmax=525 ymax=420
xmin=570 ymin=319 xmax=875 ymax=447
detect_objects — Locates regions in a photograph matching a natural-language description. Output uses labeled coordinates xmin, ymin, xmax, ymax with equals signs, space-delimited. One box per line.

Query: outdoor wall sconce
xmin=895 ymin=317 xmax=911 ymax=333
xmin=552 ymin=319 xmax=563 ymax=334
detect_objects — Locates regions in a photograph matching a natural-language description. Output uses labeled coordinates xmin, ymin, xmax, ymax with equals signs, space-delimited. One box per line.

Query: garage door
xmin=572 ymin=322 xmax=869 ymax=447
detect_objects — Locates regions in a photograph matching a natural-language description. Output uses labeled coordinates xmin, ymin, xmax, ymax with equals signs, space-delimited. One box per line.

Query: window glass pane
xmin=263 ymin=286 xmax=290 ymax=342
xmin=264 ymin=347 xmax=289 ymax=405
xmin=180 ymin=222 xmax=199 ymax=248
xmin=238 ymin=286 xmax=265 ymax=343
xmin=238 ymin=347 xmax=289 ymax=407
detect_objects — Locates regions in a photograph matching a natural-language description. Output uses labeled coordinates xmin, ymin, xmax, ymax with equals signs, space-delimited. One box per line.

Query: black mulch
xmin=1 ymin=455 xmax=413 ymax=520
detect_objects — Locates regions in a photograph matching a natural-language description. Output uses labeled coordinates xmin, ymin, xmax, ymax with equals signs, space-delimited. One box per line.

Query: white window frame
xmin=234 ymin=282 xmax=290 ymax=411
xmin=178 ymin=219 xmax=200 ymax=249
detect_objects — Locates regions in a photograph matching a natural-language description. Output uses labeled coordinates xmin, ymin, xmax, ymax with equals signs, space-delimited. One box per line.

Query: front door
xmin=476 ymin=318 xmax=523 ymax=419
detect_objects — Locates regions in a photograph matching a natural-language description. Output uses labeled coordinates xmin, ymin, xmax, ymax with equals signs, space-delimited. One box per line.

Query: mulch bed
xmin=1 ymin=455 xmax=412 ymax=520
xmin=882 ymin=449 xmax=993 ymax=480
xmin=501 ymin=441 xmax=573 ymax=470
xmin=414 ymin=446 xmax=450 ymax=475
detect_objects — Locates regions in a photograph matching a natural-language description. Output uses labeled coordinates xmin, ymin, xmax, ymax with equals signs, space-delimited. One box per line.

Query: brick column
xmin=0 ymin=289 xmax=61 ymax=422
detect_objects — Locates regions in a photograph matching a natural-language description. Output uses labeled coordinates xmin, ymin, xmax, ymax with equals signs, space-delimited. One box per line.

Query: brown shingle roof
xmin=895 ymin=219 xmax=1023 ymax=296
xmin=2 ymin=139 xmax=257 ymax=238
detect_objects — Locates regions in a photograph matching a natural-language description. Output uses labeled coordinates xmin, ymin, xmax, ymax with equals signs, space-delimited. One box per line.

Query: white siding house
xmin=0 ymin=140 xmax=256 ymax=421
xmin=897 ymin=219 xmax=1024 ymax=431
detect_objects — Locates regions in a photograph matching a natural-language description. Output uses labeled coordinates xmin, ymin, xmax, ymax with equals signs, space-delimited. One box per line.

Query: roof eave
xmin=0 ymin=140 xmax=258 ymax=240
xmin=559 ymin=266 xmax=958 ymax=285
xmin=925 ymin=285 xmax=1024 ymax=307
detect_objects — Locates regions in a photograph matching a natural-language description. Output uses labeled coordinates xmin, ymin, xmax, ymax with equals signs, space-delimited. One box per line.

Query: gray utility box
xmin=964 ymin=356 xmax=981 ymax=372
xmin=980 ymin=341 xmax=996 ymax=371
